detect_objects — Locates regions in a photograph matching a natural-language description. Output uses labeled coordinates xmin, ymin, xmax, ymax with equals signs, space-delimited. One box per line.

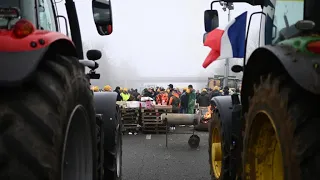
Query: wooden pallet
xmin=121 ymin=108 xmax=141 ymax=130
xmin=141 ymin=106 xmax=172 ymax=133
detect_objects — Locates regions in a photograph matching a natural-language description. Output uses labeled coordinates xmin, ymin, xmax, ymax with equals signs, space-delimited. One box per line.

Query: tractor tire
xmin=104 ymin=105 xmax=122 ymax=180
xmin=243 ymin=74 xmax=320 ymax=180
xmin=0 ymin=54 xmax=97 ymax=180
xmin=208 ymin=112 xmax=230 ymax=180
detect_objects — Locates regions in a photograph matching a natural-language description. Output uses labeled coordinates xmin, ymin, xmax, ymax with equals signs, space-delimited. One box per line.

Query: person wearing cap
xmin=197 ymin=88 xmax=210 ymax=107
xmin=209 ymin=86 xmax=221 ymax=100
xmin=121 ymin=88 xmax=130 ymax=101
xmin=167 ymin=84 xmax=174 ymax=102
xmin=114 ymin=86 xmax=122 ymax=101
xmin=91 ymin=86 xmax=99 ymax=92
xmin=187 ymin=85 xmax=196 ymax=114
xmin=104 ymin=85 xmax=112 ymax=92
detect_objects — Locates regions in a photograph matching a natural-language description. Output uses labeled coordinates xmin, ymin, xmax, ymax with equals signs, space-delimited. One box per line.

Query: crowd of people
xmin=91 ymin=84 xmax=240 ymax=113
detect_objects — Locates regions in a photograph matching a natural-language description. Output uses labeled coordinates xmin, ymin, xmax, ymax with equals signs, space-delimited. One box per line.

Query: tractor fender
xmin=0 ymin=31 xmax=77 ymax=87
xmin=93 ymin=92 xmax=119 ymax=129
xmin=93 ymin=91 xmax=120 ymax=145
xmin=210 ymin=96 xmax=233 ymax=148
xmin=242 ymin=45 xmax=320 ymax=113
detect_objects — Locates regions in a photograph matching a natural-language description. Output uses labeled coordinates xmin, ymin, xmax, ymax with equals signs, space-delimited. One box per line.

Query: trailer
xmin=204 ymin=0 xmax=320 ymax=180
xmin=0 ymin=0 xmax=122 ymax=179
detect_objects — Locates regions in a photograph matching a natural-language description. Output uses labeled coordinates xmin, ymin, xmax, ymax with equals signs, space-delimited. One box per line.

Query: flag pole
xmin=224 ymin=8 xmax=231 ymax=88
xmin=222 ymin=2 xmax=233 ymax=88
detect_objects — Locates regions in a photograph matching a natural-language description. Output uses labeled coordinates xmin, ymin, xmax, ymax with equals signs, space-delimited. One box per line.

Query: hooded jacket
xmin=197 ymin=91 xmax=210 ymax=107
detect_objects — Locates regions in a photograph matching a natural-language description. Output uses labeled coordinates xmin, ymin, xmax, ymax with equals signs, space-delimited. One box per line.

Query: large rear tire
xmin=0 ymin=54 xmax=97 ymax=180
xmin=208 ymin=112 xmax=230 ymax=180
xmin=243 ymin=74 xmax=320 ymax=180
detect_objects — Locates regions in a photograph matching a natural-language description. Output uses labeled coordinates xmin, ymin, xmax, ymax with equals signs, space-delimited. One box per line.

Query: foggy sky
xmin=57 ymin=0 xmax=261 ymax=90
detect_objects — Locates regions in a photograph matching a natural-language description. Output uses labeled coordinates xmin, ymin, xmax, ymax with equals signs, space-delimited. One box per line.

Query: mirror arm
xmin=210 ymin=0 xmax=220 ymax=10
xmin=57 ymin=15 xmax=69 ymax=37
xmin=243 ymin=11 xmax=266 ymax=69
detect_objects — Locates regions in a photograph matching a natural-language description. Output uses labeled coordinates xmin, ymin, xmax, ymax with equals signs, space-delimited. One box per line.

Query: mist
xmin=57 ymin=0 xmax=261 ymax=91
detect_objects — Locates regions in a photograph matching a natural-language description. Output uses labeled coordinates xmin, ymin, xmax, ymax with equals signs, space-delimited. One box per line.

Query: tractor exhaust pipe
xmin=161 ymin=113 xmax=200 ymax=125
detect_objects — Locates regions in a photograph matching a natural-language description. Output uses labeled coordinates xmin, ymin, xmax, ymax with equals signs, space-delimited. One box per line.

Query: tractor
xmin=205 ymin=0 xmax=320 ymax=179
xmin=0 ymin=0 xmax=122 ymax=180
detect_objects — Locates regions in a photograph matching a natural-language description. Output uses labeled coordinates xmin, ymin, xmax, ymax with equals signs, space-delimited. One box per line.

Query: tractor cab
xmin=0 ymin=0 xmax=113 ymax=59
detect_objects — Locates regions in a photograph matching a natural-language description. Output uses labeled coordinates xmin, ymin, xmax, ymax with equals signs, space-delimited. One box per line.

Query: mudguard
xmin=211 ymin=96 xmax=233 ymax=127
xmin=93 ymin=92 xmax=119 ymax=148
xmin=242 ymin=44 xmax=320 ymax=112
xmin=0 ymin=31 xmax=76 ymax=86
xmin=210 ymin=96 xmax=233 ymax=148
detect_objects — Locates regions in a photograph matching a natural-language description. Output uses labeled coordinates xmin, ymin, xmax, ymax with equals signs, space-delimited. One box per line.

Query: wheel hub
xmin=211 ymin=128 xmax=222 ymax=178
xmin=244 ymin=112 xmax=284 ymax=180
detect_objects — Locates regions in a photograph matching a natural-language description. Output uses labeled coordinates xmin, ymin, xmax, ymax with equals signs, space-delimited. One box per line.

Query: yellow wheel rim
xmin=211 ymin=128 xmax=222 ymax=178
xmin=245 ymin=112 xmax=284 ymax=180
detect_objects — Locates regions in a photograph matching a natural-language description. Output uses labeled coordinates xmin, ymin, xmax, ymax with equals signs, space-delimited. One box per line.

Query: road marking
xmin=146 ymin=134 xmax=151 ymax=139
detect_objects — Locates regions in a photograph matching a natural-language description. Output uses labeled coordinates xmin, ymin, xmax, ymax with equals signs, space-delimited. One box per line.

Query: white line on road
xmin=146 ymin=134 xmax=151 ymax=139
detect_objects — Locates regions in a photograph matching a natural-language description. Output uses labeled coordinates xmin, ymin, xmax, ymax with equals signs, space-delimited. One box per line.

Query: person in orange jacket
xmin=156 ymin=88 xmax=169 ymax=105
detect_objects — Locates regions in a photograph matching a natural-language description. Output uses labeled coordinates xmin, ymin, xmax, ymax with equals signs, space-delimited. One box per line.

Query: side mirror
xmin=203 ymin=32 xmax=208 ymax=44
xmin=231 ymin=65 xmax=243 ymax=73
xmin=204 ymin=10 xmax=219 ymax=32
xmin=92 ymin=0 xmax=113 ymax=35
xmin=87 ymin=49 xmax=102 ymax=61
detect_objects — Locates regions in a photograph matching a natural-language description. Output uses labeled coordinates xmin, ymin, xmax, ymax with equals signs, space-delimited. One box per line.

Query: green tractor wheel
xmin=243 ymin=74 xmax=320 ymax=180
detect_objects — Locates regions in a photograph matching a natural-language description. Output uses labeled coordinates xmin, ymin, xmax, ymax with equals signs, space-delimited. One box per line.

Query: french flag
xmin=202 ymin=11 xmax=247 ymax=68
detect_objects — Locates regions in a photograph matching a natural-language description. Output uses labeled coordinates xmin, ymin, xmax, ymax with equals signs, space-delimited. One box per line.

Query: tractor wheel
xmin=0 ymin=54 xmax=97 ymax=180
xmin=243 ymin=74 xmax=320 ymax=180
xmin=104 ymin=105 xmax=122 ymax=180
xmin=208 ymin=112 xmax=230 ymax=180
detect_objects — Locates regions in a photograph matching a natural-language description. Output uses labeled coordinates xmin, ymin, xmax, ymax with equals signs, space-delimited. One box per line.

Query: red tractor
xmin=0 ymin=0 xmax=122 ymax=180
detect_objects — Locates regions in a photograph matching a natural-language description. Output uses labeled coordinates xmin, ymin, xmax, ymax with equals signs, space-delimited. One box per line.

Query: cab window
xmin=0 ymin=0 xmax=36 ymax=29
xmin=38 ymin=0 xmax=57 ymax=31
xmin=271 ymin=0 xmax=304 ymax=44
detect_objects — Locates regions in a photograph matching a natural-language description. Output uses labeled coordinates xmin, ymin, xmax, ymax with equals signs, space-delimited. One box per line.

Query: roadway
xmin=122 ymin=129 xmax=211 ymax=180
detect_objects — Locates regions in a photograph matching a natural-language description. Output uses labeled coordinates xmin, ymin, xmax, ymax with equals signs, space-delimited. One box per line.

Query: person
xmin=103 ymin=85 xmax=112 ymax=92
xmin=209 ymin=86 xmax=221 ymax=99
xmin=168 ymin=90 xmax=181 ymax=113
xmin=180 ymin=88 xmax=188 ymax=113
xmin=156 ymin=88 xmax=169 ymax=105
xmin=197 ymin=88 xmax=210 ymax=107
xmin=168 ymin=90 xmax=180 ymax=130
xmin=121 ymin=88 xmax=131 ymax=101
xmin=114 ymin=86 xmax=122 ymax=101
xmin=91 ymin=86 xmax=99 ymax=92
xmin=131 ymin=89 xmax=139 ymax=100
xmin=196 ymin=90 xmax=200 ymax=98
xmin=223 ymin=86 xmax=230 ymax=96
xmin=187 ymin=85 xmax=196 ymax=114
xmin=168 ymin=84 xmax=174 ymax=101
xmin=234 ymin=88 xmax=240 ymax=95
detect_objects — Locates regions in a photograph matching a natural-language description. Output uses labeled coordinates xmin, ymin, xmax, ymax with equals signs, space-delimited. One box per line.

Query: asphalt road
xmin=122 ymin=128 xmax=211 ymax=180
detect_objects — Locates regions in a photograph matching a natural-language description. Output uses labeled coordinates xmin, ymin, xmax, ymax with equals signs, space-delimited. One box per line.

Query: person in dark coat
xmin=223 ymin=86 xmax=230 ymax=96
xmin=197 ymin=89 xmax=210 ymax=107
xmin=179 ymin=88 xmax=188 ymax=113
xmin=167 ymin=84 xmax=174 ymax=101
xmin=114 ymin=86 xmax=122 ymax=101
xmin=209 ymin=86 xmax=221 ymax=100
